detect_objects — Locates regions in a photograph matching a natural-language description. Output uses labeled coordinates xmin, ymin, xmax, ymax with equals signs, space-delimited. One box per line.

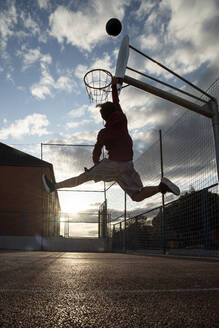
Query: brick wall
xmin=0 ymin=166 xmax=60 ymax=236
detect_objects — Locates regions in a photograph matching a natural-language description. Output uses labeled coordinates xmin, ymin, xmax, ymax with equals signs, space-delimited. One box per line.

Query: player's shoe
xmin=159 ymin=177 xmax=180 ymax=196
xmin=42 ymin=174 xmax=55 ymax=193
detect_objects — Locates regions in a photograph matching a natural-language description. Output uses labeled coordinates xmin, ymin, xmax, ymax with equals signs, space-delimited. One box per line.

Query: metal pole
xmin=98 ymin=210 xmax=100 ymax=238
xmin=124 ymin=192 xmax=127 ymax=252
xmin=41 ymin=143 xmax=94 ymax=147
xmin=129 ymin=44 xmax=215 ymax=101
xmin=120 ymin=222 xmax=122 ymax=250
xmin=159 ymin=130 xmax=166 ymax=254
xmin=159 ymin=130 xmax=164 ymax=178
xmin=159 ymin=207 xmax=163 ymax=252
xmin=210 ymin=100 xmax=219 ymax=183
xmin=101 ymin=149 xmax=108 ymax=239
xmin=135 ymin=217 xmax=138 ymax=251
xmin=126 ymin=66 xmax=208 ymax=104
xmin=40 ymin=143 xmax=44 ymax=250
xmin=123 ymin=75 xmax=212 ymax=118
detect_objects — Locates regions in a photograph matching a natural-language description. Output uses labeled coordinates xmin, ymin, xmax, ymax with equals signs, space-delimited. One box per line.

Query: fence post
xmin=159 ymin=207 xmax=164 ymax=251
xmin=123 ymin=192 xmax=127 ymax=252
xmin=98 ymin=210 xmax=100 ymax=238
xmin=119 ymin=222 xmax=122 ymax=249
xmin=159 ymin=130 xmax=166 ymax=254
xmin=202 ymin=189 xmax=211 ymax=249
xmin=210 ymin=100 xmax=219 ymax=183
xmin=135 ymin=217 xmax=138 ymax=251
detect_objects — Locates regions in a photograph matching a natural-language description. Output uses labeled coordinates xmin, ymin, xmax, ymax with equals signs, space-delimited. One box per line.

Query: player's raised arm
xmin=111 ymin=77 xmax=123 ymax=112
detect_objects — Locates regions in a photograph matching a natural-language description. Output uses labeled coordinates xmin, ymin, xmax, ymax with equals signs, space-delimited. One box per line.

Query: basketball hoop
xmin=84 ymin=69 xmax=113 ymax=105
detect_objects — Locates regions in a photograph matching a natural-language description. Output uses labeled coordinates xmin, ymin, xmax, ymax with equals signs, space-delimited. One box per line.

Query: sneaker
xmin=159 ymin=177 xmax=180 ymax=196
xmin=42 ymin=174 xmax=55 ymax=193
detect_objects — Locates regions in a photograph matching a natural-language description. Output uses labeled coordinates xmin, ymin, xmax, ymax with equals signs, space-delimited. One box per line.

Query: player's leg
xmin=131 ymin=177 xmax=180 ymax=202
xmin=42 ymin=171 xmax=92 ymax=193
xmin=55 ymin=172 xmax=92 ymax=189
xmin=42 ymin=159 xmax=120 ymax=193
xmin=116 ymin=162 xmax=180 ymax=202
xmin=131 ymin=186 xmax=160 ymax=202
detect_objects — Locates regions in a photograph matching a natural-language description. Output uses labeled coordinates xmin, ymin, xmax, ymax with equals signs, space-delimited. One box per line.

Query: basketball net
xmin=84 ymin=69 xmax=113 ymax=105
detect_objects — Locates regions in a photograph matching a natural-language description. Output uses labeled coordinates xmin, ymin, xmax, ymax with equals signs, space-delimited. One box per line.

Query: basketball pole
xmin=123 ymin=75 xmax=213 ymax=118
xmin=129 ymin=44 xmax=215 ymax=101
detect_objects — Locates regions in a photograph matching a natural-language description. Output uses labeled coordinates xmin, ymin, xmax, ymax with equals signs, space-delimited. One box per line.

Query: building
xmin=0 ymin=142 xmax=61 ymax=237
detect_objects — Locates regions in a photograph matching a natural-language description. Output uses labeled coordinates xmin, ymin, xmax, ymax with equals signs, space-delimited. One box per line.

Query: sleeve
xmin=92 ymin=129 xmax=105 ymax=164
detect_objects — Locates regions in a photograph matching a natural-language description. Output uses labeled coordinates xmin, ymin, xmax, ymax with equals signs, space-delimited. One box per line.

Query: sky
xmin=1 ymin=0 xmax=219 ymax=236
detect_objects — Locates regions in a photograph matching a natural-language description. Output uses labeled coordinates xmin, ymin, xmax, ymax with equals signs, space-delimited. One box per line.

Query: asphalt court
xmin=0 ymin=251 xmax=219 ymax=327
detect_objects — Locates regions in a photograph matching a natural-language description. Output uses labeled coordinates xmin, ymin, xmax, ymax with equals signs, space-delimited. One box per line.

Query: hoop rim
xmin=83 ymin=68 xmax=113 ymax=90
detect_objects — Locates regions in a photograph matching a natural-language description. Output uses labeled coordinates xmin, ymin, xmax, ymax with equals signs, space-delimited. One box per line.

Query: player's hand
xmin=112 ymin=76 xmax=123 ymax=85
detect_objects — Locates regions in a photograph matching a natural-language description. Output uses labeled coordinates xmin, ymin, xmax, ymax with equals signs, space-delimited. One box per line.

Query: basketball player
xmin=42 ymin=77 xmax=180 ymax=201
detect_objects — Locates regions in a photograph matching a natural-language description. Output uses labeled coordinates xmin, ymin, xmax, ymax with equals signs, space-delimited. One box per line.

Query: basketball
xmin=106 ymin=18 xmax=122 ymax=37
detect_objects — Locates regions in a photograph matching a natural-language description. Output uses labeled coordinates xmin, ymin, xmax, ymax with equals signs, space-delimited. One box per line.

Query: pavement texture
xmin=0 ymin=251 xmax=219 ymax=328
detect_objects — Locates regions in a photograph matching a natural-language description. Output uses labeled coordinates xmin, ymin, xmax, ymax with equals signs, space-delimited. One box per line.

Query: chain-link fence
xmin=41 ymin=144 xmax=106 ymax=238
xmin=110 ymin=79 xmax=219 ymax=252
xmin=39 ymin=79 xmax=219 ymax=251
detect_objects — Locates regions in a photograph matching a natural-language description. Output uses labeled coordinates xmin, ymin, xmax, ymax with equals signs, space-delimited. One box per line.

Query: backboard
xmin=84 ymin=35 xmax=129 ymax=103
xmin=115 ymin=34 xmax=129 ymax=79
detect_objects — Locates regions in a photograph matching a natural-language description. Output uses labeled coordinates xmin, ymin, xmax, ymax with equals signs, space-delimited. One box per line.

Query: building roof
xmin=0 ymin=142 xmax=52 ymax=167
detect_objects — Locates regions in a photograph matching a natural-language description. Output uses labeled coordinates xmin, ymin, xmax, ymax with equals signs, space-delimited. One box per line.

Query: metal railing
xmin=112 ymin=184 xmax=219 ymax=251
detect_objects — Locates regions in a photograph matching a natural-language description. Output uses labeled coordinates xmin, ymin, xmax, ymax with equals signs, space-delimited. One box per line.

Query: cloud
xmin=62 ymin=131 xmax=97 ymax=144
xmin=117 ymin=81 xmax=183 ymax=135
xmin=66 ymin=120 xmax=91 ymax=129
xmin=165 ymin=0 xmax=217 ymax=45
xmin=20 ymin=12 xmax=41 ymax=36
xmin=17 ymin=46 xmax=52 ymax=70
xmin=128 ymin=0 xmax=219 ymax=90
xmin=30 ymin=60 xmax=54 ymax=99
xmin=55 ymin=75 xmax=74 ymax=93
xmin=0 ymin=1 xmax=47 ymax=55
xmin=0 ymin=1 xmax=17 ymax=56
xmin=163 ymin=0 xmax=219 ymax=78
xmin=49 ymin=0 xmax=130 ymax=52
xmin=0 ymin=0 xmax=49 ymax=70
xmin=140 ymin=34 xmax=161 ymax=52
xmin=38 ymin=0 xmax=50 ymax=10
xmin=68 ymin=105 xmax=89 ymax=118
xmin=17 ymin=47 xmax=41 ymax=70
xmin=0 ymin=113 xmax=50 ymax=140
xmin=31 ymin=84 xmax=52 ymax=100
xmin=112 ymin=0 xmax=219 ymax=164
xmin=134 ymin=0 xmax=156 ymax=20
xmin=75 ymin=52 xmax=115 ymax=82
xmin=133 ymin=105 xmax=218 ymax=196
xmin=42 ymin=142 xmax=95 ymax=180
xmin=28 ymin=51 xmax=79 ymax=99
xmin=68 ymin=103 xmax=103 ymax=128
xmin=31 ymin=73 xmax=79 ymax=99
xmin=74 ymin=64 xmax=89 ymax=81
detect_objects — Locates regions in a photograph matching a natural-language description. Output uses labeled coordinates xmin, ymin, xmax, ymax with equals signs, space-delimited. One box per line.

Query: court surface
xmin=0 ymin=251 xmax=219 ymax=327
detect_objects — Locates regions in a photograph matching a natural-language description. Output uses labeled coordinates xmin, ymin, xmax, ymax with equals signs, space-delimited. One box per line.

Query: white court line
xmin=0 ymin=288 xmax=219 ymax=294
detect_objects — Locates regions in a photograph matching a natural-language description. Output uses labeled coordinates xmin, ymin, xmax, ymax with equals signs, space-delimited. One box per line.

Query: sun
xmin=57 ymin=191 xmax=101 ymax=238
xmin=58 ymin=192 xmax=91 ymax=213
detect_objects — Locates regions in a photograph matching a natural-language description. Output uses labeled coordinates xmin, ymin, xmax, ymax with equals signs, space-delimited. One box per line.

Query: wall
xmin=0 ymin=166 xmax=60 ymax=236
xmin=0 ymin=236 xmax=106 ymax=252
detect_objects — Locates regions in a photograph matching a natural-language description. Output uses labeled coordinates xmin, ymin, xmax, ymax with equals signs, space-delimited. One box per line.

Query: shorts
xmin=86 ymin=158 xmax=143 ymax=198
